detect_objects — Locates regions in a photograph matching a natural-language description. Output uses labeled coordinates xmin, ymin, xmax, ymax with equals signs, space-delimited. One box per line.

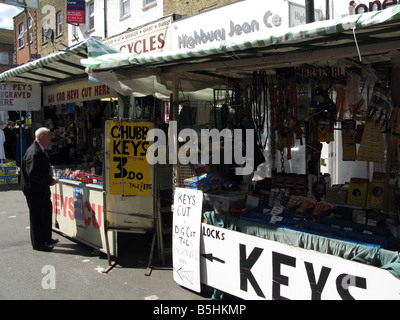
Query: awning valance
xmin=81 ymin=6 xmax=400 ymax=72
xmin=0 ymin=38 xmax=120 ymax=85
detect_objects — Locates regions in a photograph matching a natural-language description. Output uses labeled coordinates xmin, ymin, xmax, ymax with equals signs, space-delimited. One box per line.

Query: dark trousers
xmin=25 ymin=191 xmax=53 ymax=248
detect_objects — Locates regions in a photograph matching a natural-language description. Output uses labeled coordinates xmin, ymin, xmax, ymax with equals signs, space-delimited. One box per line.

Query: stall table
xmin=51 ymin=179 xmax=116 ymax=256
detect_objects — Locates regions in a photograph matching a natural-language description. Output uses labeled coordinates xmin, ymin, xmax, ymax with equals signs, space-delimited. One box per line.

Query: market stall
xmin=81 ymin=4 xmax=400 ymax=298
xmin=0 ymin=38 xmax=168 ymax=271
xmin=36 ymin=90 xmax=167 ymax=269
xmin=47 ymin=96 xmax=167 ymax=271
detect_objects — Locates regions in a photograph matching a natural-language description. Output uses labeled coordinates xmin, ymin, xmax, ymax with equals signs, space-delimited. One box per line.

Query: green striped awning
xmin=0 ymin=38 xmax=120 ymax=84
xmin=81 ymin=5 xmax=400 ymax=71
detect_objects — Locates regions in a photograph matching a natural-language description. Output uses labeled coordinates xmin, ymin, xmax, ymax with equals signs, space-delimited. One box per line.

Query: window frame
xmin=27 ymin=17 xmax=33 ymax=44
xmin=121 ymin=0 xmax=130 ymax=18
xmin=42 ymin=19 xmax=48 ymax=44
xmin=0 ymin=52 xmax=9 ymax=65
xmin=18 ymin=23 xmax=24 ymax=48
xmin=142 ymin=0 xmax=156 ymax=11
xmin=87 ymin=1 xmax=95 ymax=30
xmin=56 ymin=11 xmax=63 ymax=37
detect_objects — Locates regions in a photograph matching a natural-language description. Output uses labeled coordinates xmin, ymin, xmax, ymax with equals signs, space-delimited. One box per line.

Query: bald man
xmin=21 ymin=127 xmax=58 ymax=252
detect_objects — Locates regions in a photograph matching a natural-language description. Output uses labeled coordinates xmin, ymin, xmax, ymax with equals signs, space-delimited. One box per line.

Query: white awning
xmin=0 ymin=38 xmax=120 ymax=85
xmin=81 ymin=6 xmax=400 ymax=71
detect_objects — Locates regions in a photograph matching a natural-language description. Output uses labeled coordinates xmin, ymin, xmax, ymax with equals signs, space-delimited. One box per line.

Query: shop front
xmin=81 ymin=2 xmax=400 ymax=299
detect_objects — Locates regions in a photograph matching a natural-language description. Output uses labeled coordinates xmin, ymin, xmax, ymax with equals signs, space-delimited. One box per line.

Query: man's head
xmin=35 ymin=127 xmax=52 ymax=149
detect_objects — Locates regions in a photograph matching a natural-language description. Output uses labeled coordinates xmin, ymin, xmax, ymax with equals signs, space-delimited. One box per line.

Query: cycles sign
xmin=108 ymin=121 xmax=151 ymax=196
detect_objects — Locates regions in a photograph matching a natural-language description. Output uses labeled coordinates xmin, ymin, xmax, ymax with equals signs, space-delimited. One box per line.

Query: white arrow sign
xmin=200 ymin=223 xmax=400 ymax=300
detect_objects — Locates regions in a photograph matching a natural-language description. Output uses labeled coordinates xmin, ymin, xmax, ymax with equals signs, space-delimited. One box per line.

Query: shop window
xmin=56 ymin=11 xmax=63 ymax=36
xmin=87 ymin=1 xmax=95 ymax=30
xmin=18 ymin=23 xmax=24 ymax=48
xmin=121 ymin=0 xmax=130 ymax=18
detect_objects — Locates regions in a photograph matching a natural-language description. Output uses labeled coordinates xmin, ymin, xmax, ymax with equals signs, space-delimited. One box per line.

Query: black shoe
xmin=33 ymin=245 xmax=53 ymax=252
xmin=46 ymin=239 xmax=59 ymax=246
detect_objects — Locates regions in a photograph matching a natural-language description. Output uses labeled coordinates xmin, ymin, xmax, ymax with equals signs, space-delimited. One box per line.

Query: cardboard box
xmin=183 ymin=172 xmax=221 ymax=192
xmin=326 ymin=184 xmax=348 ymax=205
xmin=347 ymin=178 xmax=369 ymax=207
xmin=0 ymin=175 xmax=18 ymax=185
xmin=0 ymin=166 xmax=17 ymax=176
xmin=367 ymin=179 xmax=384 ymax=209
xmin=204 ymin=191 xmax=246 ymax=215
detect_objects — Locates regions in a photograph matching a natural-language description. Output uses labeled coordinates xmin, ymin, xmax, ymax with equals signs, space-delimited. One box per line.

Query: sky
xmin=0 ymin=3 xmax=23 ymax=29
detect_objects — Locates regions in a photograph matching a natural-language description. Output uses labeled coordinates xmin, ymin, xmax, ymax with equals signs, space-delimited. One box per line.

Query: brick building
xmin=0 ymin=29 xmax=14 ymax=73
xmin=13 ymin=9 xmax=39 ymax=65
xmin=37 ymin=0 xmax=69 ymax=58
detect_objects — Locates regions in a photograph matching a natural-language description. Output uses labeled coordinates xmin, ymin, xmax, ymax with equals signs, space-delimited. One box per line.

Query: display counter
xmin=194 ymin=188 xmax=400 ymax=299
xmin=50 ymin=120 xmax=159 ymax=261
xmin=51 ymin=178 xmax=117 ymax=256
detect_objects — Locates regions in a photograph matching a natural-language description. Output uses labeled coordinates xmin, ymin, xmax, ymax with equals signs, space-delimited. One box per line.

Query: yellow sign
xmin=109 ymin=121 xmax=151 ymax=195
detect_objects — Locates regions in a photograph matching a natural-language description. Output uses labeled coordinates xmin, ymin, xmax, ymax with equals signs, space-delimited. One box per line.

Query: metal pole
xmin=19 ymin=111 xmax=23 ymax=166
xmin=24 ymin=7 xmax=32 ymax=61
xmin=325 ymin=0 xmax=330 ymax=20
xmin=171 ymin=73 xmax=180 ymax=190
xmin=103 ymin=0 xmax=108 ymax=39
xmin=306 ymin=0 xmax=315 ymax=23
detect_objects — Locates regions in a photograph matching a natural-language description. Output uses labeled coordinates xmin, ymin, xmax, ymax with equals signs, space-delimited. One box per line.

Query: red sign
xmin=52 ymin=193 xmax=103 ymax=229
xmin=67 ymin=0 xmax=85 ymax=24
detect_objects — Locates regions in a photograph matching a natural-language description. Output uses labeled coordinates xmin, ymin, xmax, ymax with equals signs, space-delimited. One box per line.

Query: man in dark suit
xmin=21 ymin=127 xmax=58 ymax=252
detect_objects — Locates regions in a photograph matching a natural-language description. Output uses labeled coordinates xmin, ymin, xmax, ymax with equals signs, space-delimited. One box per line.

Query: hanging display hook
xmin=352 ymin=26 xmax=362 ymax=62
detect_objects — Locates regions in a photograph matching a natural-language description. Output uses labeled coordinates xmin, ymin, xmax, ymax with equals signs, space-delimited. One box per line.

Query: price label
xmin=270 ymin=205 xmax=284 ymax=216
xmin=270 ymin=215 xmax=283 ymax=224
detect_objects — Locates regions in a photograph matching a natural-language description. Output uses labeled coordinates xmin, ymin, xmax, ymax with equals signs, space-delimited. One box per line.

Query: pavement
xmin=0 ymin=183 xmax=211 ymax=301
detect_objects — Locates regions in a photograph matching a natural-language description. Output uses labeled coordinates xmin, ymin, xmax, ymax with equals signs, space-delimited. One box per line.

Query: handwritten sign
xmin=108 ymin=121 xmax=151 ymax=195
xmin=0 ymin=83 xmax=41 ymax=111
xmin=172 ymin=187 xmax=203 ymax=292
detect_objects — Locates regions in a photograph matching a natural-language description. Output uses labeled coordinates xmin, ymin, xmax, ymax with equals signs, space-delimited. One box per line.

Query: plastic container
xmin=203 ymin=191 xmax=246 ymax=215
